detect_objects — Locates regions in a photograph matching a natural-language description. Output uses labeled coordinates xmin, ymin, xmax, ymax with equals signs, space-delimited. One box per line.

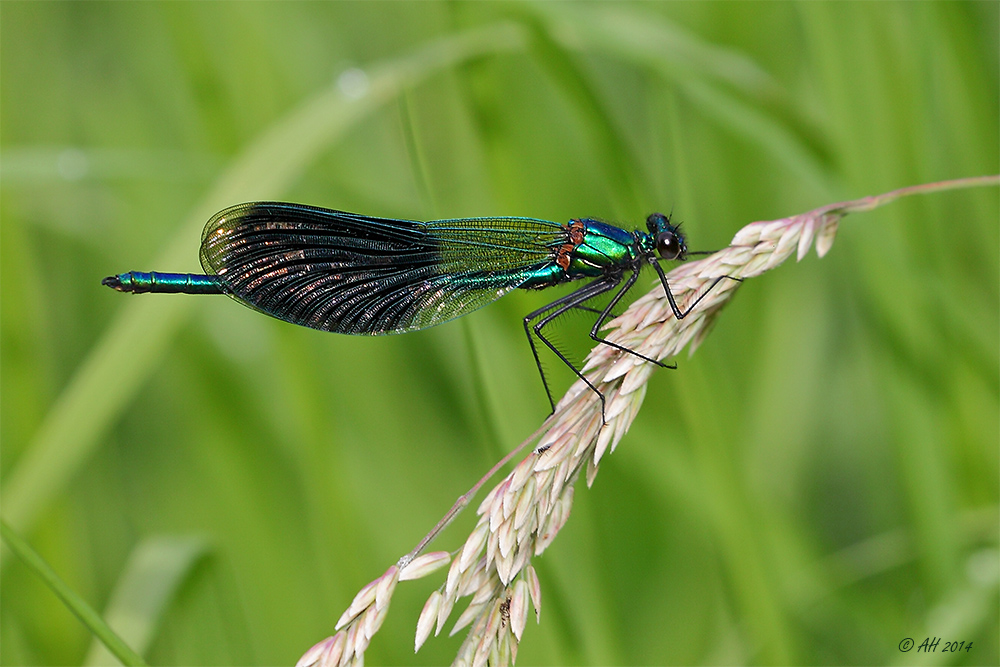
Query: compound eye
xmin=656 ymin=231 xmax=681 ymax=260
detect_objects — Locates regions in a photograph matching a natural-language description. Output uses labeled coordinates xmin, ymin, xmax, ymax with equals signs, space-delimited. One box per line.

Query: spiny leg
xmin=524 ymin=289 xmax=594 ymax=412
xmin=530 ymin=277 xmax=624 ymax=422
xmin=524 ymin=277 xmax=621 ymax=416
xmin=651 ymin=260 xmax=743 ymax=320
xmin=587 ymin=269 xmax=673 ymax=369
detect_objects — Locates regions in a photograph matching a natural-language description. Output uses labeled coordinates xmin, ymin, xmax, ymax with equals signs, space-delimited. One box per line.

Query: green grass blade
xmin=526 ymin=3 xmax=833 ymax=198
xmin=0 ymin=22 xmax=527 ymax=540
xmin=83 ymin=537 xmax=209 ymax=666
xmin=0 ymin=520 xmax=147 ymax=667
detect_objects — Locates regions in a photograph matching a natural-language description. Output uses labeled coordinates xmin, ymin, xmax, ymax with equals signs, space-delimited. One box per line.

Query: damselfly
xmin=104 ymin=202 xmax=712 ymax=418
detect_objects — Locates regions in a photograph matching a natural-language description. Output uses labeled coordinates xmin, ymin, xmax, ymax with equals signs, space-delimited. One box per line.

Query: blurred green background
xmin=2 ymin=2 xmax=997 ymax=665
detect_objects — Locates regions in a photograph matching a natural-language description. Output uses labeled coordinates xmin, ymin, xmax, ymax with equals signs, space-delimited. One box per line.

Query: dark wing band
xmin=199 ymin=202 xmax=567 ymax=334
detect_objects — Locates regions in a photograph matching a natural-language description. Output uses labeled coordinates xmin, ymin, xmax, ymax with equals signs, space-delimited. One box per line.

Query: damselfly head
xmin=646 ymin=212 xmax=687 ymax=261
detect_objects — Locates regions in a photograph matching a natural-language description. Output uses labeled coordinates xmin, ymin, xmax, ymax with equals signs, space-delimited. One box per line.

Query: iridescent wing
xmin=199 ymin=202 xmax=568 ymax=334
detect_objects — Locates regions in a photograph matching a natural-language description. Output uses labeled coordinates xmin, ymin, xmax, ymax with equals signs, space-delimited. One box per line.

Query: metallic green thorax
xmin=566 ymin=221 xmax=638 ymax=275
xmin=519 ymin=220 xmax=640 ymax=289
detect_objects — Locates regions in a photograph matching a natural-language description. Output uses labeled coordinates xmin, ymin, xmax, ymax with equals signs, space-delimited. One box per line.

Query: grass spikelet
xmin=297 ymin=176 xmax=997 ymax=666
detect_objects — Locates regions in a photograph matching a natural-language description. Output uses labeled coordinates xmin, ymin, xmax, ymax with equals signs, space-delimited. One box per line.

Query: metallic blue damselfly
xmin=104 ymin=202 xmax=715 ymax=418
